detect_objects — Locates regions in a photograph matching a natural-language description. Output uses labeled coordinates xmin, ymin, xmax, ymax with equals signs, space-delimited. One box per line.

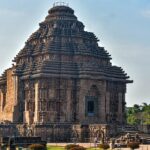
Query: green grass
xmin=47 ymin=146 xmax=102 ymax=150
xmin=47 ymin=146 xmax=65 ymax=150
xmin=87 ymin=148 xmax=101 ymax=150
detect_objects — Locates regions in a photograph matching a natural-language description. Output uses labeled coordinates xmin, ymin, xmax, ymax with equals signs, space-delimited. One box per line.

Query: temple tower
xmin=0 ymin=3 xmax=132 ymax=140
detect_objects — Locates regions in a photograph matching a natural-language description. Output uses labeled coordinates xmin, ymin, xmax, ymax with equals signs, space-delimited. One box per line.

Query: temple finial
xmin=53 ymin=1 xmax=69 ymax=7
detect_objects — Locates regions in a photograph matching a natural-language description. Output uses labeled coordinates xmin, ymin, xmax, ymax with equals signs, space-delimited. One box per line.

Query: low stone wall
xmin=138 ymin=125 xmax=150 ymax=134
xmin=0 ymin=123 xmax=116 ymax=142
xmin=0 ymin=136 xmax=46 ymax=147
xmin=33 ymin=124 xmax=72 ymax=141
xmin=0 ymin=123 xmax=72 ymax=142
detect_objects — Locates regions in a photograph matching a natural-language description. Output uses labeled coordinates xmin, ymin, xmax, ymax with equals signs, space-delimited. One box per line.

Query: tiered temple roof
xmin=0 ymin=5 xmax=132 ymax=83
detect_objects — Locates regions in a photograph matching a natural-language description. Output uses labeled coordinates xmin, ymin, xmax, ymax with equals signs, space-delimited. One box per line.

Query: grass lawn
xmin=47 ymin=146 xmax=102 ymax=150
xmin=47 ymin=146 xmax=65 ymax=150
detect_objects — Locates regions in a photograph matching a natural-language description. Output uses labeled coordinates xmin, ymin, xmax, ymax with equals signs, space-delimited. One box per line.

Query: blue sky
xmin=0 ymin=0 xmax=150 ymax=106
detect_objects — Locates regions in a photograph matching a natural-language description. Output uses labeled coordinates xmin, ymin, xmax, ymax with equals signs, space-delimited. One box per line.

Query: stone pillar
xmin=122 ymin=93 xmax=126 ymax=124
xmin=66 ymin=81 xmax=72 ymax=122
xmin=13 ymin=76 xmax=18 ymax=106
xmin=25 ymin=100 xmax=27 ymax=111
xmin=0 ymin=89 xmax=4 ymax=112
xmin=34 ymin=82 xmax=39 ymax=123
xmin=118 ymin=92 xmax=123 ymax=124
xmin=78 ymin=79 xmax=87 ymax=122
xmin=98 ymin=81 xmax=107 ymax=123
xmin=105 ymin=92 xmax=110 ymax=123
xmin=12 ymin=75 xmax=20 ymax=122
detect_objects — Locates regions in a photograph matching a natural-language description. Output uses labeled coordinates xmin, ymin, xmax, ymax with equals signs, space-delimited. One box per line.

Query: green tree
xmin=126 ymin=103 xmax=150 ymax=125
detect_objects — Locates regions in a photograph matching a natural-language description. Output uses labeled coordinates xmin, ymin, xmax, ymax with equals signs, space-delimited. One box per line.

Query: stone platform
xmin=0 ymin=123 xmax=115 ymax=142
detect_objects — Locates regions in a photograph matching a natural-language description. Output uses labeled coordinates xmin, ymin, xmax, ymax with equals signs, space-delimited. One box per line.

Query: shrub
xmin=65 ymin=144 xmax=79 ymax=150
xmin=98 ymin=143 xmax=110 ymax=150
xmin=28 ymin=144 xmax=46 ymax=150
xmin=127 ymin=142 xmax=140 ymax=149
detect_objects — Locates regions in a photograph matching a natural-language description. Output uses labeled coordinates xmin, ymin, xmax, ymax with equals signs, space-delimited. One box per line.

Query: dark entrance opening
xmin=87 ymin=101 xmax=94 ymax=116
xmin=85 ymin=95 xmax=98 ymax=117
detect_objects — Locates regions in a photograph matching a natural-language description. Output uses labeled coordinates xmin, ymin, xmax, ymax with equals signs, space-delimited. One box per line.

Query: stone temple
xmin=0 ymin=4 xmax=132 ymax=141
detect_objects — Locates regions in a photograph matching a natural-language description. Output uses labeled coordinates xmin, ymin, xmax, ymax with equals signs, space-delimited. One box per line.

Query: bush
xmin=98 ymin=144 xmax=110 ymax=149
xmin=65 ymin=144 xmax=79 ymax=150
xmin=127 ymin=142 xmax=140 ymax=149
xmin=28 ymin=144 xmax=46 ymax=150
xmin=65 ymin=144 xmax=86 ymax=150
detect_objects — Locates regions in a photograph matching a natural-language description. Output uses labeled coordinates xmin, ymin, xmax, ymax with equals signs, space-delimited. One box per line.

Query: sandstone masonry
xmin=0 ymin=4 xmax=132 ymax=141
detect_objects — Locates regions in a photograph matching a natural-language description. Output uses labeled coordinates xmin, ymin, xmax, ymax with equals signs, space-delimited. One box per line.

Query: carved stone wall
xmin=7 ymin=76 xmax=127 ymax=125
xmin=21 ymin=78 xmax=124 ymax=125
xmin=0 ymin=69 xmax=17 ymax=122
xmin=106 ymin=81 xmax=126 ymax=124
xmin=23 ymin=78 xmax=79 ymax=124
xmin=78 ymin=79 xmax=106 ymax=124
xmin=0 ymin=123 xmax=112 ymax=142
xmin=0 ymin=4 xmax=132 ymax=140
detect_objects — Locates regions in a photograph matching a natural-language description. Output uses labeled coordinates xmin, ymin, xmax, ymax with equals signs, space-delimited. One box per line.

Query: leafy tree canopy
xmin=126 ymin=103 xmax=150 ymax=125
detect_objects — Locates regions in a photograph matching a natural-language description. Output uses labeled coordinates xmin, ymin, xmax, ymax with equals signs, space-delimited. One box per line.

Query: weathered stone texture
xmin=0 ymin=69 xmax=16 ymax=121
xmin=0 ymin=4 xmax=132 ymax=140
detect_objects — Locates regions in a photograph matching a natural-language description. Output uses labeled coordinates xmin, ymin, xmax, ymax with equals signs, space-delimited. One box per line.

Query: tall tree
xmin=126 ymin=103 xmax=150 ymax=125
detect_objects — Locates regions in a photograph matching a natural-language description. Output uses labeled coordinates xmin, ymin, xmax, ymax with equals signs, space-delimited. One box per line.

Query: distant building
xmin=0 ymin=4 xmax=132 ymax=141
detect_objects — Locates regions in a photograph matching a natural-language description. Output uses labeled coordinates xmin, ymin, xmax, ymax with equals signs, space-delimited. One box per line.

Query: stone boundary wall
xmin=0 ymin=123 xmax=117 ymax=142
xmin=0 ymin=124 xmax=72 ymax=141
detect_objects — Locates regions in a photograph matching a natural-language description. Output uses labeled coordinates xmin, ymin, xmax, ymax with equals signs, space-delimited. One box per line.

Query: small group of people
xmin=115 ymin=132 xmax=141 ymax=147
xmin=93 ymin=132 xmax=141 ymax=149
